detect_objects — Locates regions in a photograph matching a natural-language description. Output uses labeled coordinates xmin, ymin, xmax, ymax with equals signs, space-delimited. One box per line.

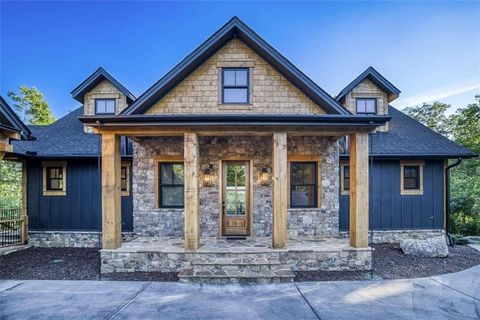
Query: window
xmin=341 ymin=163 xmax=350 ymax=195
xmin=356 ymin=98 xmax=377 ymax=115
xmin=290 ymin=162 xmax=317 ymax=208
xmin=400 ymin=161 xmax=424 ymax=195
xmin=121 ymin=161 xmax=131 ymax=196
xmin=95 ymin=99 xmax=116 ymax=114
xmin=42 ymin=161 xmax=67 ymax=196
xmin=159 ymin=162 xmax=184 ymax=208
xmin=222 ymin=68 xmax=249 ymax=104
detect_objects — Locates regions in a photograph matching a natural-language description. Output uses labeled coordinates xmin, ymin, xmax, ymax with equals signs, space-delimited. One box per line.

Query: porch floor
xmin=110 ymin=236 xmax=369 ymax=254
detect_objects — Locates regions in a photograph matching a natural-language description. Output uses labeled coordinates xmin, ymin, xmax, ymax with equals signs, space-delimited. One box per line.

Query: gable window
xmin=400 ymin=161 xmax=424 ymax=195
xmin=290 ymin=162 xmax=317 ymax=208
xmin=222 ymin=68 xmax=249 ymax=104
xmin=95 ymin=99 xmax=116 ymax=114
xmin=340 ymin=163 xmax=350 ymax=195
xmin=159 ymin=162 xmax=184 ymax=208
xmin=121 ymin=161 xmax=131 ymax=196
xmin=42 ymin=161 xmax=67 ymax=196
xmin=356 ymin=98 xmax=377 ymax=115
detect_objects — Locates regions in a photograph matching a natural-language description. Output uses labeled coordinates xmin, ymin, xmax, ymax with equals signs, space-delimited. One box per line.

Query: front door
xmin=222 ymin=161 xmax=250 ymax=236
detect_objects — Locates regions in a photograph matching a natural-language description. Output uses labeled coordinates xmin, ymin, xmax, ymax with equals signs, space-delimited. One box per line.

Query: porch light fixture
xmin=203 ymin=164 xmax=214 ymax=187
xmin=259 ymin=167 xmax=270 ymax=186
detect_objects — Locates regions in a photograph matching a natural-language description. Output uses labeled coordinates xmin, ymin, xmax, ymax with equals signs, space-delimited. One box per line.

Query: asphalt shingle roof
xmin=368 ymin=106 xmax=476 ymax=158
xmin=12 ymin=105 xmax=476 ymax=159
xmin=13 ymin=107 xmax=101 ymax=157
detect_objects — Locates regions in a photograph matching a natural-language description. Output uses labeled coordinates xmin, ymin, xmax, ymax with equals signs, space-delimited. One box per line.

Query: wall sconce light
xmin=203 ymin=164 xmax=214 ymax=187
xmin=259 ymin=167 xmax=270 ymax=186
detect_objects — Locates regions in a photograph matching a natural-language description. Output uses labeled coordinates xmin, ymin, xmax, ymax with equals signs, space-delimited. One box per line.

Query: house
xmin=4 ymin=17 xmax=476 ymax=281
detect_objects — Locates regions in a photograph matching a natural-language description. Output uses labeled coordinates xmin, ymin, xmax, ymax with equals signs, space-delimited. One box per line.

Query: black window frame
xmin=355 ymin=98 xmax=377 ymax=115
xmin=403 ymin=165 xmax=420 ymax=190
xmin=290 ymin=161 xmax=318 ymax=208
xmin=221 ymin=68 xmax=250 ymax=104
xmin=46 ymin=166 xmax=64 ymax=191
xmin=95 ymin=98 xmax=116 ymax=115
xmin=158 ymin=162 xmax=185 ymax=209
xmin=343 ymin=165 xmax=350 ymax=191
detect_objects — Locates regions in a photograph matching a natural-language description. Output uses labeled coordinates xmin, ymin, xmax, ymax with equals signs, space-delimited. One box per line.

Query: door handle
xmin=222 ymin=201 xmax=225 ymax=215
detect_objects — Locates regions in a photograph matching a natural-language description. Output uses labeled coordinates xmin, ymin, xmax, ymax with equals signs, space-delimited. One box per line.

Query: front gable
xmin=146 ymin=39 xmax=325 ymax=115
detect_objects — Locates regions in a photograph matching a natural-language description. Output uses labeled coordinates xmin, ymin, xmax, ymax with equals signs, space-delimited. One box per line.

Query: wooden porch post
xmin=101 ymin=133 xmax=122 ymax=249
xmin=349 ymin=132 xmax=369 ymax=248
xmin=272 ymin=132 xmax=288 ymax=249
xmin=184 ymin=133 xmax=200 ymax=250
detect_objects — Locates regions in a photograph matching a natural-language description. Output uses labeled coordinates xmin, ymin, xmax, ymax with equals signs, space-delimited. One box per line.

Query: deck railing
xmin=0 ymin=208 xmax=27 ymax=247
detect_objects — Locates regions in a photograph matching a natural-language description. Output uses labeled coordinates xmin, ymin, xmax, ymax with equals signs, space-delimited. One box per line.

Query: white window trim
xmin=400 ymin=160 xmax=424 ymax=195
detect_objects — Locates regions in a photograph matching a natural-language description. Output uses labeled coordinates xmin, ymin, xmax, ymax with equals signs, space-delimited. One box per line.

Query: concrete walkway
xmin=1 ymin=266 xmax=479 ymax=320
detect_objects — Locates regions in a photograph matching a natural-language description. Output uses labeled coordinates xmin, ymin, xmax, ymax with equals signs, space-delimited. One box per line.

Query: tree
xmin=7 ymin=86 xmax=56 ymax=125
xmin=404 ymin=101 xmax=452 ymax=137
xmin=405 ymin=95 xmax=480 ymax=236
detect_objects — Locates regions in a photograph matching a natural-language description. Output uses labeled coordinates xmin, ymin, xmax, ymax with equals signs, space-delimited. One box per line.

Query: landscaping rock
xmin=400 ymin=236 xmax=449 ymax=257
xmin=462 ymin=236 xmax=480 ymax=244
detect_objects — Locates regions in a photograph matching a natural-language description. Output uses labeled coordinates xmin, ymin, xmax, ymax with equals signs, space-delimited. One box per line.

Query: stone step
xmin=191 ymin=257 xmax=281 ymax=266
xmin=178 ymin=268 xmax=295 ymax=284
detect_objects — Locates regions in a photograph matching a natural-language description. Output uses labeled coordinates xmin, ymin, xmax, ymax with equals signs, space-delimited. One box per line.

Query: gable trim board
xmin=120 ymin=17 xmax=349 ymax=116
xmin=336 ymin=66 xmax=401 ymax=103
xmin=0 ymin=96 xmax=33 ymax=141
xmin=71 ymin=67 xmax=136 ymax=104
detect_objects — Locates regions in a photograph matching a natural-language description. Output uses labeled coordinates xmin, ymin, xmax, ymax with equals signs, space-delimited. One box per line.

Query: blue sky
xmin=1 ymin=1 xmax=479 ymax=118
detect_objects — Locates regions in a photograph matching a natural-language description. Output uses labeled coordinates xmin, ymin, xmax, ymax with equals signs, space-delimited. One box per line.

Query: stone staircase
xmin=178 ymin=254 xmax=295 ymax=284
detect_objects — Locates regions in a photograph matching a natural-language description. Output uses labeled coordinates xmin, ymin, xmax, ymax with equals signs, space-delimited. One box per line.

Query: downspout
xmin=445 ymin=158 xmax=462 ymax=246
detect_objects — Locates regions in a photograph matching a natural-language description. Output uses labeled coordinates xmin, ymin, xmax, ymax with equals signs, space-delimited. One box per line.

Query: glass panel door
xmin=225 ymin=163 xmax=246 ymax=215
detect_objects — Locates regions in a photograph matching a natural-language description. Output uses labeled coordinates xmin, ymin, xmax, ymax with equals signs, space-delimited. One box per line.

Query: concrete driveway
xmin=1 ymin=266 xmax=479 ymax=320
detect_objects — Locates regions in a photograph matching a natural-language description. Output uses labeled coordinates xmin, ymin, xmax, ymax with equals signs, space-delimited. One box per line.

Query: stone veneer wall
xmin=133 ymin=136 xmax=339 ymax=238
xmin=340 ymin=229 xmax=446 ymax=244
xmin=28 ymin=231 xmax=135 ymax=248
xmin=29 ymin=231 xmax=102 ymax=247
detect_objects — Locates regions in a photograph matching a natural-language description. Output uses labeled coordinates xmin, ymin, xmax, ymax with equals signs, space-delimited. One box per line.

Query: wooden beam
xmin=0 ymin=129 xmax=21 ymax=140
xmin=184 ymin=133 xmax=200 ymax=250
xmin=272 ymin=132 xmax=288 ymax=249
xmin=0 ymin=142 xmax=13 ymax=154
xmin=101 ymin=133 xmax=122 ymax=249
xmin=349 ymin=132 xmax=369 ymax=248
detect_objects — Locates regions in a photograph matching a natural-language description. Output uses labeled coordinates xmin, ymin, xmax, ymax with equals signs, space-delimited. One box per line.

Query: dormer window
xmin=222 ymin=68 xmax=249 ymax=104
xmin=95 ymin=99 xmax=116 ymax=115
xmin=356 ymin=98 xmax=377 ymax=115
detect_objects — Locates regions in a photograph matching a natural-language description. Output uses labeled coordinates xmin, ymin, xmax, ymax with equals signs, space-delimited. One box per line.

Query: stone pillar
xmin=184 ymin=133 xmax=200 ymax=250
xmin=349 ymin=132 xmax=369 ymax=248
xmin=101 ymin=133 xmax=122 ymax=249
xmin=272 ymin=132 xmax=288 ymax=249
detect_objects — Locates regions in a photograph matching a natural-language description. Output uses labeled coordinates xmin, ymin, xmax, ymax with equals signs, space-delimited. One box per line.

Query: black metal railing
xmin=0 ymin=208 xmax=27 ymax=247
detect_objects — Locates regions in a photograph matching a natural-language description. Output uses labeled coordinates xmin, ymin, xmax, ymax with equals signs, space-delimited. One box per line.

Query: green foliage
xmin=404 ymin=101 xmax=452 ymax=136
xmin=0 ymin=161 xmax=22 ymax=209
xmin=7 ymin=86 xmax=56 ymax=125
xmin=405 ymin=95 xmax=480 ymax=236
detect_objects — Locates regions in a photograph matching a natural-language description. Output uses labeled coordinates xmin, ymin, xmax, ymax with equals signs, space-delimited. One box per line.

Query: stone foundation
xmin=28 ymin=231 xmax=135 ymax=248
xmin=133 ymin=136 xmax=339 ymax=238
xmin=100 ymin=237 xmax=371 ymax=274
xmin=28 ymin=231 xmax=102 ymax=248
xmin=340 ymin=229 xmax=446 ymax=244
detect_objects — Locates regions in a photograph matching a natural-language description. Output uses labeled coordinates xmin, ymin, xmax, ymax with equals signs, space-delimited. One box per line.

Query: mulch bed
xmin=294 ymin=244 xmax=480 ymax=281
xmin=1 ymin=244 xmax=480 ymax=282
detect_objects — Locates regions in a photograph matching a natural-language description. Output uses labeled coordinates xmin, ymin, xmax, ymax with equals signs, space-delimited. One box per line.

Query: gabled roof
xmin=71 ymin=67 xmax=136 ymax=104
xmin=341 ymin=106 xmax=477 ymax=159
xmin=12 ymin=106 xmax=132 ymax=157
xmin=0 ymin=95 xmax=32 ymax=140
xmin=121 ymin=16 xmax=349 ymax=115
xmin=336 ymin=67 xmax=401 ymax=103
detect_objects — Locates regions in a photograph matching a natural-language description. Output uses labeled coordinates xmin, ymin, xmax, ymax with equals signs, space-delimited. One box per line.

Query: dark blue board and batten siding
xmin=26 ymin=159 xmax=133 ymax=232
xmin=339 ymin=160 xmax=445 ymax=231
